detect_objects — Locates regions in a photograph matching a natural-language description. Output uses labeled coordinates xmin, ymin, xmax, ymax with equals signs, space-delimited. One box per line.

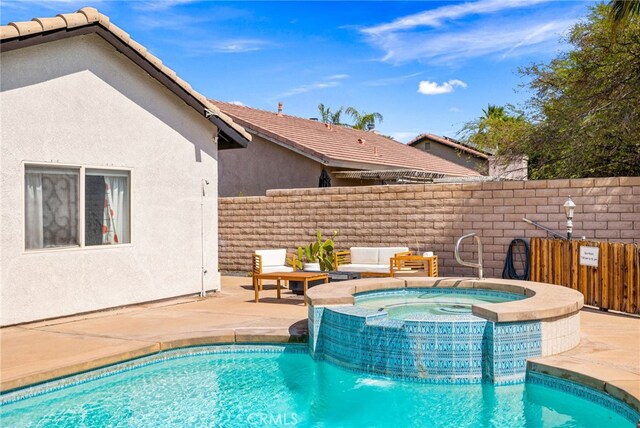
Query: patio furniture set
xmin=252 ymin=247 xmax=439 ymax=304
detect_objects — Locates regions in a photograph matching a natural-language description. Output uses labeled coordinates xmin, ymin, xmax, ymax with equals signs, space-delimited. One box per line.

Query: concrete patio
xmin=1 ymin=276 xmax=638 ymax=413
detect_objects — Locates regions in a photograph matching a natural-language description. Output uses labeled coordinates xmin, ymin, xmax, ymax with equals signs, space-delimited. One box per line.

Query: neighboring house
xmin=409 ymin=133 xmax=528 ymax=180
xmin=0 ymin=8 xmax=250 ymax=325
xmin=212 ymin=101 xmax=481 ymax=196
xmin=408 ymin=133 xmax=490 ymax=174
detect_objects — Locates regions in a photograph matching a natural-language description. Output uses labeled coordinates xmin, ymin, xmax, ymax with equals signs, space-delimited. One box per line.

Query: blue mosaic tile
xmin=1 ymin=344 xmax=308 ymax=404
xmin=527 ymin=372 xmax=640 ymax=425
xmin=310 ymin=288 xmax=543 ymax=385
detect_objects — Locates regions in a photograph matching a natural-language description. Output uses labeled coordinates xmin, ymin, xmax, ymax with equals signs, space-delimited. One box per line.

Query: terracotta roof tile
xmin=0 ymin=25 xmax=19 ymax=39
xmin=0 ymin=7 xmax=251 ymax=145
xmin=9 ymin=21 xmax=42 ymax=36
xmin=33 ymin=17 xmax=66 ymax=32
xmin=57 ymin=12 xmax=88 ymax=29
xmin=211 ymin=101 xmax=481 ymax=177
xmin=107 ymin=22 xmax=131 ymax=44
xmin=78 ymin=7 xmax=100 ymax=23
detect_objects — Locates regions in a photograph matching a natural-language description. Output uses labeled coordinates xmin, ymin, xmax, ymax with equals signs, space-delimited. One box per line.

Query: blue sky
xmin=1 ymin=1 xmax=596 ymax=142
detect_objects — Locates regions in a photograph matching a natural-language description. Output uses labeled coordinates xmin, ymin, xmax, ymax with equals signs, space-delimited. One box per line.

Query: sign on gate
xmin=579 ymin=246 xmax=599 ymax=267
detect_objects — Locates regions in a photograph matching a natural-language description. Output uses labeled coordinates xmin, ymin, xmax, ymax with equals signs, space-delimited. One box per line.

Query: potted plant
xmin=296 ymin=230 xmax=336 ymax=271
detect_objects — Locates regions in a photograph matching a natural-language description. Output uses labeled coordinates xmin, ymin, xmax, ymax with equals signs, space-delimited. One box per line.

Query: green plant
xmin=296 ymin=230 xmax=336 ymax=271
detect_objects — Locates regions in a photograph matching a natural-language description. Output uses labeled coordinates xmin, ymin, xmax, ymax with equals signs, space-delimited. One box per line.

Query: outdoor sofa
xmin=333 ymin=247 xmax=410 ymax=276
xmin=334 ymin=247 xmax=438 ymax=277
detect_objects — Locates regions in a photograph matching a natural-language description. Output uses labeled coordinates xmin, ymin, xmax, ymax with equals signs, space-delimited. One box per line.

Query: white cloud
xmin=280 ymin=74 xmax=347 ymax=98
xmin=363 ymin=72 xmax=422 ymax=87
xmin=449 ymin=107 xmax=462 ymax=113
xmin=280 ymin=81 xmax=340 ymax=98
xmin=179 ymin=38 xmax=272 ymax=55
xmin=378 ymin=18 xmax=574 ymax=65
xmin=133 ymin=0 xmax=199 ymax=11
xmin=418 ymin=80 xmax=467 ymax=95
xmin=362 ymin=0 xmax=551 ymax=35
xmin=212 ymin=39 xmax=270 ymax=53
xmin=229 ymin=101 xmax=245 ymax=106
xmin=359 ymin=0 xmax=577 ymax=65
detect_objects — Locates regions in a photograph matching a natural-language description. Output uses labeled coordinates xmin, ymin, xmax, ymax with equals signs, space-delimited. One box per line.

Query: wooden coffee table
xmin=253 ymin=271 xmax=329 ymax=305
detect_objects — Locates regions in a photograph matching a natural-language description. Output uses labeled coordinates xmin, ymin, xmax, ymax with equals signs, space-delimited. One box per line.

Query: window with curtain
xmin=25 ymin=166 xmax=80 ymax=249
xmin=85 ymin=170 xmax=130 ymax=246
xmin=25 ymin=165 xmax=130 ymax=250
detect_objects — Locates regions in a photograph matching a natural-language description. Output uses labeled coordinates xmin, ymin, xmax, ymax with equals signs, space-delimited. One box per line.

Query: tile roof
xmin=211 ymin=101 xmax=481 ymax=177
xmin=0 ymin=7 xmax=251 ymax=148
xmin=408 ymin=133 xmax=491 ymax=159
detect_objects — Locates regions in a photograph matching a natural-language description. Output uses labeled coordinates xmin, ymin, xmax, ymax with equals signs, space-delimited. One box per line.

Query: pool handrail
xmin=455 ymin=232 xmax=484 ymax=280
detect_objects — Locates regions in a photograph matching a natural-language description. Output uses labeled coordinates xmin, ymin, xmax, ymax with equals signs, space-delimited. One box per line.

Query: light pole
xmin=563 ymin=196 xmax=576 ymax=240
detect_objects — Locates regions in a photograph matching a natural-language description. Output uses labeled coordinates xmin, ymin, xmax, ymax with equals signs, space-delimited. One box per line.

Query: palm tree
xmin=345 ymin=107 xmax=383 ymax=130
xmin=318 ymin=104 xmax=345 ymax=125
xmin=610 ymin=0 xmax=640 ymax=23
xmin=318 ymin=103 xmax=331 ymax=123
xmin=609 ymin=0 xmax=640 ymax=34
xmin=482 ymin=104 xmax=507 ymax=121
xmin=330 ymin=108 xmax=344 ymax=126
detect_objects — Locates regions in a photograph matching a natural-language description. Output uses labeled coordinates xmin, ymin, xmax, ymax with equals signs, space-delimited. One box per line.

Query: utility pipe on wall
xmin=201 ymin=178 xmax=210 ymax=297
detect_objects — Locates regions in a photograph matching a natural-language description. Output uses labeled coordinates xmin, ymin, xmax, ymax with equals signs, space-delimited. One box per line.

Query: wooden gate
xmin=530 ymin=238 xmax=640 ymax=315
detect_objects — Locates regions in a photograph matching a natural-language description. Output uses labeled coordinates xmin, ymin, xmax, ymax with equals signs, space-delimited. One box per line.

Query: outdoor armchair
xmin=252 ymin=249 xmax=297 ymax=291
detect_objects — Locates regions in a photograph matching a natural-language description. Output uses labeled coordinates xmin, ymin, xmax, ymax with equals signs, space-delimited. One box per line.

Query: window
xmin=423 ymin=142 xmax=431 ymax=151
xmin=85 ymin=170 xmax=130 ymax=246
xmin=25 ymin=166 xmax=80 ymax=249
xmin=25 ymin=165 xmax=130 ymax=250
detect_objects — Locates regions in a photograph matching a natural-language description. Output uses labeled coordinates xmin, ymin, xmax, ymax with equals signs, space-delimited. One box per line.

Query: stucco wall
xmin=219 ymin=134 xmax=322 ymax=196
xmin=218 ymin=177 xmax=640 ymax=277
xmin=1 ymin=35 xmax=220 ymax=325
xmin=413 ymin=141 xmax=487 ymax=174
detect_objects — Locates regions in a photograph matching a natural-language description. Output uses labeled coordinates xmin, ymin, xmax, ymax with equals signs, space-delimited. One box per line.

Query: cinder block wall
xmin=219 ymin=177 xmax=640 ymax=278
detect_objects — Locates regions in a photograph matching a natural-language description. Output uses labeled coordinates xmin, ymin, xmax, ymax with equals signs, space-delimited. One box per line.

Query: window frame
xmin=23 ymin=162 xmax=133 ymax=253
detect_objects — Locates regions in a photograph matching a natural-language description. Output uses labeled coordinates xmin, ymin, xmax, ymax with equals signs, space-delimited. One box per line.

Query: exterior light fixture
xmin=563 ymin=196 xmax=576 ymax=240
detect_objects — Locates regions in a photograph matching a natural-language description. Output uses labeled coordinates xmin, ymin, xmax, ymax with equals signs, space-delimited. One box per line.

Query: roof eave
xmin=1 ymin=19 xmax=250 ymax=150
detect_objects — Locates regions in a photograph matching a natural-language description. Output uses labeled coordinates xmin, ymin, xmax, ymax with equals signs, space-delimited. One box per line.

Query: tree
xmin=317 ymin=103 xmax=344 ymax=125
xmin=482 ymin=104 xmax=507 ymax=121
xmin=460 ymin=4 xmax=640 ymax=179
xmin=609 ymin=0 xmax=640 ymax=25
xmin=609 ymin=0 xmax=640 ymax=38
xmin=345 ymin=107 xmax=383 ymax=130
xmin=330 ymin=108 xmax=344 ymax=126
xmin=318 ymin=103 xmax=331 ymax=123
xmin=460 ymin=104 xmax=531 ymax=161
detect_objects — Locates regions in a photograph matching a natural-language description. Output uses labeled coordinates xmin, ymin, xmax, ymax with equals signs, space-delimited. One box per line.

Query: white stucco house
xmin=0 ymin=8 xmax=251 ymax=326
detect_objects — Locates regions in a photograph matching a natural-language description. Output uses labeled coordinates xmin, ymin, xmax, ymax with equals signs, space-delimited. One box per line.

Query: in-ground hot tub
xmin=356 ymin=288 xmax=526 ymax=318
xmin=307 ymin=277 xmax=584 ymax=385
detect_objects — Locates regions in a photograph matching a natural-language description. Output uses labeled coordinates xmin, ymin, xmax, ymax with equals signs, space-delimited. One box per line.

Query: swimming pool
xmin=1 ymin=345 xmax=637 ymax=427
xmin=355 ymin=288 xmax=524 ymax=318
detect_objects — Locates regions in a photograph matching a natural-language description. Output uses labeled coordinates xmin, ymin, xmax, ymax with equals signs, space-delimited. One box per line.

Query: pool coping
xmin=0 ymin=328 xmax=304 ymax=393
xmin=305 ymin=276 xmax=584 ymax=322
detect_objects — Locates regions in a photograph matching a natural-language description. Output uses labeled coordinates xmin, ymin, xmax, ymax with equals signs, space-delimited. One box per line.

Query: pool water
xmin=1 ymin=346 xmax=635 ymax=427
xmin=356 ymin=289 xmax=523 ymax=319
